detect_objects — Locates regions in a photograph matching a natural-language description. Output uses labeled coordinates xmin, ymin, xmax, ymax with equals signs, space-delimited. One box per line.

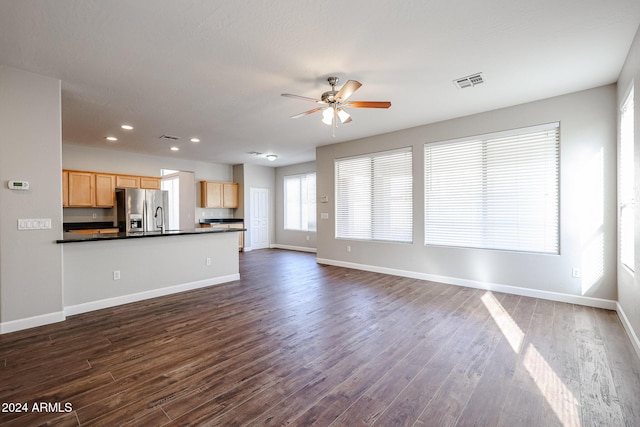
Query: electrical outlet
xmin=572 ymin=268 xmax=581 ymax=278
xmin=306 ymin=235 xmax=310 ymax=241
xmin=113 ymin=270 xmax=121 ymax=280
xmin=206 ymin=257 xmax=212 ymax=266
xmin=346 ymin=245 xmax=351 ymax=253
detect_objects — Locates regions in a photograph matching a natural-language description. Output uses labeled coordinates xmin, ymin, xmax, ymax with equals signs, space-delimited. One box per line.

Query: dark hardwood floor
xmin=1 ymin=249 xmax=639 ymax=426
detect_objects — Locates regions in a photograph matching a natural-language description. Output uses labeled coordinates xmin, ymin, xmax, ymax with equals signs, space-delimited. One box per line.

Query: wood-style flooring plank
xmin=0 ymin=249 xmax=638 ymax=426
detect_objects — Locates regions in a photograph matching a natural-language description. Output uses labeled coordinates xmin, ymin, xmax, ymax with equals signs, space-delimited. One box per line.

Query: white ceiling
xmin=1 ymin=1 xmax=639 ymax=166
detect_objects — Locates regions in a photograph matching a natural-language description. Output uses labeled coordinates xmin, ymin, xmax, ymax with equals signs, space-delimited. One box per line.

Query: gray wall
xmin=274 ymin=161 xmax=317 ymax=251
xmin=316 ymin=84 xmax=617 ymax=302
xmin=0 ymin=65 xmax=63 ymax=329
xmin=617 ymin=26 xmax=640 ymax=348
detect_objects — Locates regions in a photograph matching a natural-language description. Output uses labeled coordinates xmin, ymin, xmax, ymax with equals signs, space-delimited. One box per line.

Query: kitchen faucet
xmin=154 ymin=206 xmax=165 ymax=233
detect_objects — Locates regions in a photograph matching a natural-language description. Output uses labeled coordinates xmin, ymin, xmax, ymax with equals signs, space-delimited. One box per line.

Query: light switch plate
xmin=18 ymin=218 xmax=52 ymax=230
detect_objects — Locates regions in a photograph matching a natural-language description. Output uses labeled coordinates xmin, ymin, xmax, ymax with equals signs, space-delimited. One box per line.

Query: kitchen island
xmin=59 ymin=227 xmax=244 ymax=317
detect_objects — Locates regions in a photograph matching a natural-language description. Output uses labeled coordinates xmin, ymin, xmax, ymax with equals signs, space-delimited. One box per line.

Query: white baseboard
xmin=271 ymin=244 xmax=317 ymax=253
xmin=316 ymin=257 xmax=617 ymax=310
xmin=64 ymin=274 xmax=240 ymax=317
xmin=616 ymin=302 xmax=640 ymax=360
xmin=0 ymin=311 xmax=66 ymax=335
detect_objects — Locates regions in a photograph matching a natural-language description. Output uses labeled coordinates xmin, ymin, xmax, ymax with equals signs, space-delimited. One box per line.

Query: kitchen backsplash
xmin=63 ymin=207 xmax=116 ymax=223
xmin=197 ymin=207 xmax=236 ymax=219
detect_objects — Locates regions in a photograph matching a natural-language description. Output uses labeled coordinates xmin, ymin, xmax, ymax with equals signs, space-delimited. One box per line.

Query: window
xmin=424 ymin=123 xmax=560 ymax=253
xmin=335 ymin=147 xmax=413 ymax=242
xmin=284 ymin=173 xmax=316 ymax=231
xmin=620 ymin=86 xmax=634 ymax=272
xmin=161 ymin=172 xmax=180 ymax=231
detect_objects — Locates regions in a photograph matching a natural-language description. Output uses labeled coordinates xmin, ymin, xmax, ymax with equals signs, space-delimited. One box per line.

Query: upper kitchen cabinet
xmin=140 ymin=177 xmax=161 ymax=190
xmin=201 ymin=181 xmax=238 ymax=208
xmin=115 ymin=175 xmax=140 ymax=188
xmin=67 ymin=171 xmax=95 ymax=207
xmin=115 ymin=175 xmax=160 ymax=189
xmin=64 ymin=170 xmax=115 ymax=208
xmin=63 ymin=169 xmax=161 ymax=208
xmin=62 ymin=170 xmax=69 ymax=207
xmin=95 ymin=173 xmax=115 ymax=207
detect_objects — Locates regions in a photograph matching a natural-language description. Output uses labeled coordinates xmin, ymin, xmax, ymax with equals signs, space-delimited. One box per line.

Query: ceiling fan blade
xmin=334 ymin=80 xmax=362 ymax=102
xmin=290 ymin=106 xmax=327 ymax=119
xmin=344 ymin=101 xmax=392 ymax=109
xmin=281 ymin=93 xmax=325 ymax=103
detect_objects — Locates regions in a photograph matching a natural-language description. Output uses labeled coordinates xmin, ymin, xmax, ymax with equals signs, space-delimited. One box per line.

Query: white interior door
xmin=250 ymin=187 xmax=269 ymax=250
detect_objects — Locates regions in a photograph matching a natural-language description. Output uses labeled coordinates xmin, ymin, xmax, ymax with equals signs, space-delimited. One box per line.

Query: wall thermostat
xmin=8 ymin=180 xmax=30 ymax=190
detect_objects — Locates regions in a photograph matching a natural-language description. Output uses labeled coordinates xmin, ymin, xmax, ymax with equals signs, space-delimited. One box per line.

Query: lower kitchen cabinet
xmin=200 ymin=222 xmax=244 ymax=251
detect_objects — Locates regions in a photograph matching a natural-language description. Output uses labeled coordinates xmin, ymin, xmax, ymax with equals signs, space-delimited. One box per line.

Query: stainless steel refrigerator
xmin=116 ymin=188 xmax=169 ymax=233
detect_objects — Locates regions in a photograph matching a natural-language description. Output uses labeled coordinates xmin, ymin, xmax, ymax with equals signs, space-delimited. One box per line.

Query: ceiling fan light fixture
xmin=321 ymin=108 xmax=334 ymax=125
xmin=337 ymin=108 xmax=350 ymax=124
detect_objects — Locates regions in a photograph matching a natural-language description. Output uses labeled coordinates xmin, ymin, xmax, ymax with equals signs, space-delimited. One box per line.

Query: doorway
xmin=250 ymin=187 xmax=269 ymax=250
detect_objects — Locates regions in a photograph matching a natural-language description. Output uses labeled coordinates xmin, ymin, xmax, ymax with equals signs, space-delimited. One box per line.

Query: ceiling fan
xmin=281 ymin=77 xmax=391 ymax=133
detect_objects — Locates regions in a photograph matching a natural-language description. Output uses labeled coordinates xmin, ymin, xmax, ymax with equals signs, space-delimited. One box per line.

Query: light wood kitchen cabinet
xmin=63 ymin=171 xmax=114 ymax=208
xmin=115 ymin=175 xmax=140 ymax=188
xmin=69 ymin=228 xmax=119 ymax=234
xmin=140 ymin=176 xmax=161 ymax=190
xmin=62 ymin=170 xmax=69 ymax=207
xmin=200 ymin=181 xmax=239 ymax=208
xmin=67 ymin=171 xmax=95 ymax=207
xmin=200 ymin=222 xmax=244 ymax=251
xmin=95 ymin=174 xmax=115 ymax=207
xmin=63 ymin=169 xmax=162 ymax=208
xmin=228 ymin=222 xmax=244 ymax=250
xmin=223 ymin=182 xmax=239 ymax=208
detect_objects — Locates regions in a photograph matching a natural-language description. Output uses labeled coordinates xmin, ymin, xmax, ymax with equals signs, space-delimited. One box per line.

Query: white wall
xmin=316 ymin=85 xmax=617 ymax=304
xmin=0 ymin=65 xmax=64 ymax=331
xmin=617 ymin=26 xmax=640 ymax=351
xmin=64 ymin=232 xmax=239 ymax=313
xmin=274 ymin=161 xmax=317 ymax=251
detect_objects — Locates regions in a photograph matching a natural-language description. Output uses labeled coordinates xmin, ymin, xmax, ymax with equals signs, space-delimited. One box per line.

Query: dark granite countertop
xmin=56 ymin=227 xmax=245 ymax=244
xmin=199 ymin=218 xmax=244 ymax=224
xmin=63 ymin=222 xmax=116 ymax=231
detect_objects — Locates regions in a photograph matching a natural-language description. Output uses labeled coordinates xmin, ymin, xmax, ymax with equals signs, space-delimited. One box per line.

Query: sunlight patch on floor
xmin=523 ymin=344 xmax=581 ymax=427
xmin=481 ymin=292 xmax=524 ymax=353
xmin=483 ymin=291 xmax=581 ymax=426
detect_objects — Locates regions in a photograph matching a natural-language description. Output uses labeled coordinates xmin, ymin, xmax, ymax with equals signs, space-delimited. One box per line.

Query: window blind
xmin=284 ymin=173 xmax=316 ymax=231
xmin=336 ymin=147 xmax=413 ymax=242
xmin=425 ymin=123 xmax=560 ymax=253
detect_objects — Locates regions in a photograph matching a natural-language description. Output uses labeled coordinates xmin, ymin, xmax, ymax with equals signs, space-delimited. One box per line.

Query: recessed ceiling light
xmin=121 ymin=124 xmax=134 ymax=130
xmin=190 ymin=138 xmax=200 ymax=143
xmin=170 ymin=146 xmax=180 ymax=151
xmin=106 ymin=136 xmax=118 ymax=141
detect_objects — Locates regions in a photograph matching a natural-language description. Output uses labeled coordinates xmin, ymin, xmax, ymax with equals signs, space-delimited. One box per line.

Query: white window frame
xmin=620 ymin=85 xmax=634 ymax=272
xmin=424 ymin=123 xmax=560 ymax=254
xmin=335 ymin=147 xmax=413 ymax=243
xmin=284 ymin=172 xmax=317 ymax=232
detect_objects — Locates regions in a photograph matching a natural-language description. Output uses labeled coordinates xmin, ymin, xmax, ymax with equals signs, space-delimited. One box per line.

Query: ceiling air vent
xmin=159 ymin=134 xmax=180 ymax=141
xmin=454 ymin=73 xmax=485 ymax=89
